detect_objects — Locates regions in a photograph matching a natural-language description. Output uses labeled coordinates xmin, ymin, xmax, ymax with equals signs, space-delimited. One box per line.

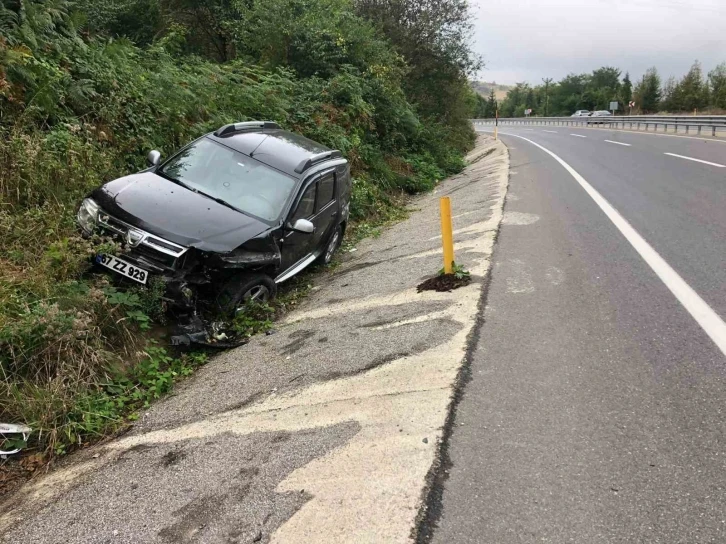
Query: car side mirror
xmin=289 ymin=219 xmax=315 ymax=234
xmin=147 ymin=150 xmax=161 ymax=167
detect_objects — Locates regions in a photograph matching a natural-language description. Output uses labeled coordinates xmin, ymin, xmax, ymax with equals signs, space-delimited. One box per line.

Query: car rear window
xmin=317 ymin=173 xmax=335 ymax=209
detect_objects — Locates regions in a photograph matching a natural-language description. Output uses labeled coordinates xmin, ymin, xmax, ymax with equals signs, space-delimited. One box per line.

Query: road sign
xmin=609 ymin=101 xmax=619 ymax=111
xmin=628 ymin=101 xmax=635 ymax=108
xmin=525 ymin=108 xmax=532 ymax=116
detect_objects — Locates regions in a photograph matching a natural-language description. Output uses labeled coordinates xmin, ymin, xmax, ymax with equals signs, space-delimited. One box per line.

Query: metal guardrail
xmin=472 ymin=115 xmax=726 ymax=137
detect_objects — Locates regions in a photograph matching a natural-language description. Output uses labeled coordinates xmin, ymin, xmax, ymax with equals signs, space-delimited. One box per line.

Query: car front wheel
xmin=215 ymin=273 xmax=277 ymax=316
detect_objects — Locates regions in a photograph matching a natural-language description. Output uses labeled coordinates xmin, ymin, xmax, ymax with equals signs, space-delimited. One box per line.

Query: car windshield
xmin=159 ymin=138 xmax=296 ymax=222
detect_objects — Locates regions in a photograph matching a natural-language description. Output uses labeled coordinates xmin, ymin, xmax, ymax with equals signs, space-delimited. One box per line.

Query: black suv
xmin=78 ymin=121 xmax=351 ymax=315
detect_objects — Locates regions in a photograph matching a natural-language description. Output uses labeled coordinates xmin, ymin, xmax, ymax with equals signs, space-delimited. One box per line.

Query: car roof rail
xmin=214 ymin=121 xmax=281 ymax=137
xmin=294 ymin=150 xmax=344 ymax=174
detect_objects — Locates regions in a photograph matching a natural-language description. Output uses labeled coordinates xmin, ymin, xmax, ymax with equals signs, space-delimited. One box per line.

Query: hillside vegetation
xmin=0 ymin=0 xmax=478 ymax=461
xmin=471 ymin=81 xmax=511 ymax=101
xmin=475 ymin=62 xmax=726 ymax=117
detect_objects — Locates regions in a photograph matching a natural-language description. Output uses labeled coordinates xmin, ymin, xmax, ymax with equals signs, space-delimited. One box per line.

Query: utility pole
xmin=494 ymin=108 xmax=498 ymax=140
xmin=542 ymin=78 xmax=553 ymax=117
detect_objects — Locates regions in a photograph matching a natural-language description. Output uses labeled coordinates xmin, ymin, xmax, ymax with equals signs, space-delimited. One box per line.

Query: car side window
xmin=316 ymin=173 xmax=335 ymax=210
xmin=292 ymin=183 xmax=316 ymax=222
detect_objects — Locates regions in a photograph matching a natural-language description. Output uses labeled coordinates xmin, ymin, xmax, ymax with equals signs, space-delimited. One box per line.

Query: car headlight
xmin=77 ymin=198 xmax=100 ymax=234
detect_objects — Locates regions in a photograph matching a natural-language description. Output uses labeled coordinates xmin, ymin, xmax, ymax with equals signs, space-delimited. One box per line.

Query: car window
xmin=292 ymin=183 xmax=316 ymax=222
xmin=159 ymin=138 xmax=296 ymax=223
xmin=317 ymin=173 xmax=335 ymax=210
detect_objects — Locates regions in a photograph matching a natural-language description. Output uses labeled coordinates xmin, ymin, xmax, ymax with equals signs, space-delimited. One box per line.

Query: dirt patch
xmin=158 ymin=493 xmax=227 ymax=543
xmin=0 ymin=455 xmax=45 ymax=498
xmin=323 ymin=351 xmax=412 ymax=380
xmin=280 ymin=330 xmax=316 ymax=355
xmin=160 ymin=449 xmax=186 ymax=467
xmin=417 ymin=274 xmax=472 ymax=293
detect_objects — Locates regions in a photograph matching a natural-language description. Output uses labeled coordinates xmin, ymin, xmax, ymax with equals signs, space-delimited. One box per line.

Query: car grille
xmin=131 ymin=244 xmax=179 ymax=269
xmin=97 ymin=212 xmax=187 ymax=270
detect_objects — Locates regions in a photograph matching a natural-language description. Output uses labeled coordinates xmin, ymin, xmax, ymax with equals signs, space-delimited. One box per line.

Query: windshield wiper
xmin=156 ymin=171 xmax=249 ymax=216
xmin=194 ymin=190 xmax=245 ymax=214
xmin=156 ymin=171 xmax=196 ymax=192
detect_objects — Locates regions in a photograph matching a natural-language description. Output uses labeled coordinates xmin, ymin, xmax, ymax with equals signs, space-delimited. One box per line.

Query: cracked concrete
xmin=0 ymin=136 xmax=509 ymax=544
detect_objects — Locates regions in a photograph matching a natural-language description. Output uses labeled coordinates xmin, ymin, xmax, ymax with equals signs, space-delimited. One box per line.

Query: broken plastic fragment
xmin=0 ymin=423 xmax=32 ymax=456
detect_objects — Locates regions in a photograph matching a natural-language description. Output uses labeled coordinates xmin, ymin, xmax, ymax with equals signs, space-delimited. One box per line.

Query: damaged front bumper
xmin=169 ymin=314 xmax=246 ymax=349
xmin=85 ymin=210 xmax=283 ymax=346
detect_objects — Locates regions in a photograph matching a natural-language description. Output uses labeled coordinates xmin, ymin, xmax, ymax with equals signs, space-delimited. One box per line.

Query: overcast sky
xmin=470 ymin=0 xmax=726 ymax=85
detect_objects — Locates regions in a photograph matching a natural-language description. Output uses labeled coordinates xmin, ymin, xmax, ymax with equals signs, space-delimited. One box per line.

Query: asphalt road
xmin=430 ymin=127 xmax=726 ymax=542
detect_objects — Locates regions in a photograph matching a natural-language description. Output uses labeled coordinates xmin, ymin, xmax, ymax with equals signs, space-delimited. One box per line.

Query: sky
xmin=470 ymin=0 xmax=726 ymax=85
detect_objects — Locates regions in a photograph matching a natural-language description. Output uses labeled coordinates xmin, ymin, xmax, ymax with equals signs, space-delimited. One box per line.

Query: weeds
xmin=233 ymin=302 xmax=275 ymax=339
xmin=4 ymin=348 xmax=208 ymax=457
xmin=442 ymin=262 xmax=472 ymax=280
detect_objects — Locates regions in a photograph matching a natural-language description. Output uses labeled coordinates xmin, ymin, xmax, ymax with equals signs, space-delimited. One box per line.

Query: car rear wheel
xmin=215 ymin=273 xmax=277 ymax=316
xmin=318 ymin=225 xmax=343 ymax=265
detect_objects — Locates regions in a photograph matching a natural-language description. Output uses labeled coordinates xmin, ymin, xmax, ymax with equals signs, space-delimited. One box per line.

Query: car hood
xmin=92 ymin=172 xmax=272 ymax=253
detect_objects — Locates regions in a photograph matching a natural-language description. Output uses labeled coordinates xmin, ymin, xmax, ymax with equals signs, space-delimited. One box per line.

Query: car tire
xmin=215 ymin=273 xmax=277 ymax=316
xmin=317 ymin=225 xmax=343 ymax=265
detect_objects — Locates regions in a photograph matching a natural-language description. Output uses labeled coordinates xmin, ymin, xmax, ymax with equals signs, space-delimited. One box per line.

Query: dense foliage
xmin=483 ymin=61 xmax=726 ymax=117
xmin=0 ymin=0 xmax=477 ymax=458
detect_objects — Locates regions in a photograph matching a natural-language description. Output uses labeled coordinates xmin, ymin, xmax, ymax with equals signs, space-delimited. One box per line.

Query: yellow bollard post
xmin=440 ymin=196 xmax=454 ymax=274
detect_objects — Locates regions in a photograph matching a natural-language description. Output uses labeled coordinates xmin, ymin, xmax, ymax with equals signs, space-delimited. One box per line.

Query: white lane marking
xmin=568 ymin=124 xmax=726 ymax=144
xmin=605 ymin=140 xmax=631 ymax=147
xmin=570 ymin=133 xmax=587 ymax=138
xmin=664 ymin=152 xmax=726 ymax=168
xmin=544 ymin=130 xmax=558 ymax=133
xmin=497 ymin=131 xmax=726 ymax=359
xmin=524 ymin=129 xmax=535 ymax=131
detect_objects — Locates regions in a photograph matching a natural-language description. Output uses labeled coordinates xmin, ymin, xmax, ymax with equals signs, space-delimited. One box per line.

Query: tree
xmin=484 ymin=88 xmax=497 ymax=118
xmin=661 ymin=76 xmax=678 ymax=111
xmin=499 ymin=82 xmax=530 ymax=117
xmin=709 ymin=63 xmax=726 ymax=110
xmin=354 ymin=0 xmax=481 ymax=137
xmin=621 ymin=72 xmax=632 ymax=108
xmin=676 ymin=61 xmax=709 ymax=112
xmin=551 ymin=73 xmax=587 ymax=115
xmin=542 ymin=77 xmax=553 ymax=116
xmin=591 ymin=66 xmax=621 ymax=92
xmin=634 ymin=67 xmax=661 ymax=113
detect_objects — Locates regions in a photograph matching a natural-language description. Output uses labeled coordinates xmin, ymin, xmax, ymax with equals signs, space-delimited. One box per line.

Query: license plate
xmin=96 ymin=254 xmax=148 ymax=284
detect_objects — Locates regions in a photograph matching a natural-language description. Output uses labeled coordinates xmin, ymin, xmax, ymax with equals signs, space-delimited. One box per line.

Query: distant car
xmin=571 ymin=110 xmax=591 ymax=117
xmin=589 ymin=110 xmax=613 ymax=124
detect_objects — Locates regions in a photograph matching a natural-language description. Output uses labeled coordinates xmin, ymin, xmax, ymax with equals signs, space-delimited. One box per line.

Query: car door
xmin=280 ymin=180 xmax=317 ymax=272
xmin=278 ymin=171 xmax=338 ymax=276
